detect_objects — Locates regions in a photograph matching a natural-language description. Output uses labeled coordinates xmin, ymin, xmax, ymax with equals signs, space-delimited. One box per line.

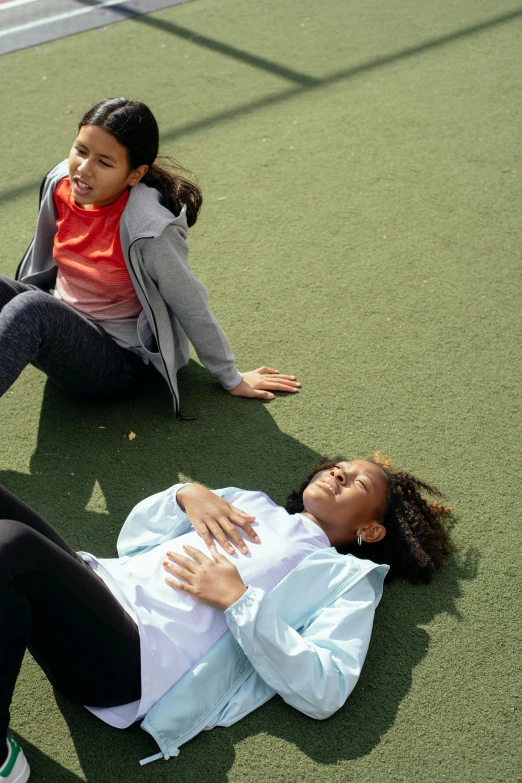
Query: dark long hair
xmin=79 ymin=98 xmax=202 ymax=227
xmin=286 ymin=454 xmax=454 ymax=583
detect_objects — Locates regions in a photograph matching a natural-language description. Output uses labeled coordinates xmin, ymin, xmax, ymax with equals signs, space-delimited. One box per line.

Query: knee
xmin=2 ymin=290 xmax=50 ymax=325
xmin=0 ymin=275 xmax=14 ymax=294
xmin=0 ymin=519 xmax=33 ymax=568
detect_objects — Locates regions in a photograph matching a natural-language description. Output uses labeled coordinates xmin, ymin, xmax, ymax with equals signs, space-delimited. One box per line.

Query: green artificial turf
xmin=0 ymin=0 xmax=521 ymax=780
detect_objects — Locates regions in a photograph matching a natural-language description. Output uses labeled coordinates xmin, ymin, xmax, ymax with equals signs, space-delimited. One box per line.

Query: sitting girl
xmin=0 ymin=455 xmax=452 ymax=781
xmin=1 ymin=98 xmax=299 ymax=414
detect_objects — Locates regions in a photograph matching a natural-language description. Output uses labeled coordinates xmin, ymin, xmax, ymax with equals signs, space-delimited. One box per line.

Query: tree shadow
xmin=0 ymin=360 xmax=322 ymax=553
xmin=9 ymin=731 xmax=84 ymax=783
xmin=2 ymin=363 xmax=478 ymax=779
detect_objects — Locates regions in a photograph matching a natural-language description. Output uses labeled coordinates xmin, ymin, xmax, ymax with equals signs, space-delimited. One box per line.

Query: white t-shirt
xmin=80 ymin=489 xmax=330 ymax=728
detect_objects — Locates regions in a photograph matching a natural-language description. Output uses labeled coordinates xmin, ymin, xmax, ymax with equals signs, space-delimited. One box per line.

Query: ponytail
xmin=142 ymin=157 xmax=202 ymax=228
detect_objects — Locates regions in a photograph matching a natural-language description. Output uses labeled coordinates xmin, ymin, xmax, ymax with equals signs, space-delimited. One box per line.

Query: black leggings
xmin=0 ymin=276 xmax=144 ymax=398
xmin=0 ymin=485 xmax=141 ymax=752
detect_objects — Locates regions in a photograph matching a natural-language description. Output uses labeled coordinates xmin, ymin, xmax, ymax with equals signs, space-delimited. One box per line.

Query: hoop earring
xmin=357 ymin=535 xmax=362 ymax=546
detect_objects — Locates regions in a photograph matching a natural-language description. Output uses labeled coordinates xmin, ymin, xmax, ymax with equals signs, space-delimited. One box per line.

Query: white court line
xmin=0 ymin=0 xmax=42 ymax=12
xmin=0 ymin=0 xmax=136 ymax=36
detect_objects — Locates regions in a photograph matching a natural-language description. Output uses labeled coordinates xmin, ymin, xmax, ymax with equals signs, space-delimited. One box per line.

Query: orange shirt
xmin=52 ymin=178 xmax=142 ymax=321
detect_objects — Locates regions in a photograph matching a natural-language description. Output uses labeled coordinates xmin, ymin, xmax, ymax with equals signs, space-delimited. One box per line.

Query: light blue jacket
xmin=116 ymin=485 xmax=389 ymax=765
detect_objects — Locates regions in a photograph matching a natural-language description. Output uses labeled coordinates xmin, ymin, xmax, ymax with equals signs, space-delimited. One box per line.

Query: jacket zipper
xmin=127 ymin=236 xmax=189 ymax=418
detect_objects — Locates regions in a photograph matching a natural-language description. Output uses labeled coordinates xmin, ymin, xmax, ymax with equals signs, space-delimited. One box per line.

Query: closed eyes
xmin=335 ymin=465 xmax=368 ymax=491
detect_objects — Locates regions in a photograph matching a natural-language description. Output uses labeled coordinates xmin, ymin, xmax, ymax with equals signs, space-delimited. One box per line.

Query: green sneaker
xmin=0 ymin=736 xmax=30 ymax=783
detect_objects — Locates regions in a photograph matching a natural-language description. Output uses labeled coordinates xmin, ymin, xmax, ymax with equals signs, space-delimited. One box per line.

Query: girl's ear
xmin=128 ymin=165 xmax=149 ymax=187
xmin=360 ymin=522 xmax=386 ymax=544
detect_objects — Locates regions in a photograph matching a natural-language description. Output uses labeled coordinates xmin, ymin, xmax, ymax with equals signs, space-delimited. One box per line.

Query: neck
xmin=300 ymin=511 xmax=332 ymax=543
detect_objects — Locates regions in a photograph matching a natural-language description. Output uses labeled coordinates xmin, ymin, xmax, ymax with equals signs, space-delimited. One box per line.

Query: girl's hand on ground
xmin=176 ymin=484 xmax=259 ymax=555
xmin=229 ymin=366 xmax=301 ymax=400
xmin=164 ymin=546 xmax=247 ymax=610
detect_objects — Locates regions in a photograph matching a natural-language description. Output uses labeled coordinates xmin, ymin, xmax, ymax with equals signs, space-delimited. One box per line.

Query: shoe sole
xmin=6 ymin=755 xmax=30 ymax=783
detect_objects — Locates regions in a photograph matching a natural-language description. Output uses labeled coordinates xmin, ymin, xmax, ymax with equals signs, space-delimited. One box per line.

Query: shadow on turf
xmin=0 ymin=360 xmax=324 ymax=551
xmin=1 ymin=363 xmax=479 ymax=779
xmin=9 ymin=733 xmax=83 ymax=782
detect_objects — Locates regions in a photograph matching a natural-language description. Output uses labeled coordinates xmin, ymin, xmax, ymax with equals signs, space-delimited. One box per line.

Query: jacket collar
xmin=46 ymin=160 xmax=188 ymax=245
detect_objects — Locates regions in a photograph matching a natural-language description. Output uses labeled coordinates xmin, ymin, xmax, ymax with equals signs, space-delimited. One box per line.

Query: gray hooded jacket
xmin=16 ymin=161 xmax=242 ymax=413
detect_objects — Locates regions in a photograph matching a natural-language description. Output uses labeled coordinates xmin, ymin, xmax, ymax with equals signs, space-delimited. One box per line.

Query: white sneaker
xmin=0 ymin=736 xmax=30 ymax=783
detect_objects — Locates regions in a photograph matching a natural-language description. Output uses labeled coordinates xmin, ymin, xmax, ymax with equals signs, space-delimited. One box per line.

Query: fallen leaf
xmin=65 ymin=109 xmax=74 ymax=115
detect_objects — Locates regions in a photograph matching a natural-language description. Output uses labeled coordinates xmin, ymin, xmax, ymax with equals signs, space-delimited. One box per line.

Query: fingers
xmin=254 ymin=367 xmax=300 ymax=382
xmin=234 ymin=508 xmax=256 ymax=521
xmin=209 ymin=548 xmax=229 ymax=564
xmin=207 ymin=517 xmax=250 ymax=554
xmin=182 ymin=545 xmax=211 ymax=563
xmin=165 ymin=576 xmax=190 ymax=592
xmin=223 ymin=525 xmax=249 ymax=554
xmin=166 ymin=546 xmax=206 ymax=569
xmin=231 ymin=368 xmax=301 ymax=401
xmin=163 ymin=558 xmax=192 ymax=586
xmin=247 ymin=374 xmax=301 ymax=394
xmin=258 ymin=379 xmax=301 ymax=393
xmin=164 ymin=546 xmax=215 ymax=588
xmin=230 ymin=506 xmax=260 ymax=544
xmin=250 ymin=389 xmax=276 ymax=400
xmin=194 ymin=525 xmax=216 ymax=552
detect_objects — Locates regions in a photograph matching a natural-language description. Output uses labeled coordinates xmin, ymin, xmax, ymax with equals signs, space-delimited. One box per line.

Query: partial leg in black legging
xmin=0 ymin=276 xmax=144 ymax=398
xmin=0 ymin=486 xmax=141 ymax=762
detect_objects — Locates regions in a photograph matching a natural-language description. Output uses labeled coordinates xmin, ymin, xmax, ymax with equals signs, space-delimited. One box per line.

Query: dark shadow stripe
xmin=68 ymin=1 xmax=319 ymax=86
xmin=0 ymin=180 xmax=42 ymax=207
xmin=2 ymin=6 xmax=520 ymax=206
xmin=157 ymin=7 xmax=522 ymax=141
xmin=124 ymin=15 xmax=319 ymax=86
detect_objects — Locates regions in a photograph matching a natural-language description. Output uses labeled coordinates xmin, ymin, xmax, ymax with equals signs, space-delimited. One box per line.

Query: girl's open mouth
xmin=74 ymin=178 xmax=92 ymax=192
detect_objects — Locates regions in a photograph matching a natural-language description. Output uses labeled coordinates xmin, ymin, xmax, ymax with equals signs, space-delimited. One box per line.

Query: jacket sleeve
xmin=15 ymin=160 xmax=68 ymax=286
xmin=140 ymin=225 xmax=243 ymax=391
xmin=116 ymin=485 xmax=234 ymax=557
xmin=224 ymin=576 xmax=381 ymax=720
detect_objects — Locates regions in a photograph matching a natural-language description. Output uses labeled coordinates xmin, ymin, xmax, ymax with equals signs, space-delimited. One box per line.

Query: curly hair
xmin=285 ymin=454 xmax=454 ymax=583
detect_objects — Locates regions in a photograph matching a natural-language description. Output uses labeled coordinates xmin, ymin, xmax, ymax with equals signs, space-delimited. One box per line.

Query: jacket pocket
xmin=137 ymin=310 xmax=159 ymax=354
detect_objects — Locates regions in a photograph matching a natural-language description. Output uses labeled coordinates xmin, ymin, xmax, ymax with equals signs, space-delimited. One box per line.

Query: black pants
xmin=0 ymin=276 xmax=144 ymax=398
xmin=0 ymin=485 xmax=142 ymax=752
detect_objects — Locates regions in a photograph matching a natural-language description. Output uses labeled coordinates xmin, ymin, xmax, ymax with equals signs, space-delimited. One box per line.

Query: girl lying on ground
xmin=0 ymin=455 xmax=452 ymax=781
xmin=1 ymin=98 xmax=299 ymax=415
